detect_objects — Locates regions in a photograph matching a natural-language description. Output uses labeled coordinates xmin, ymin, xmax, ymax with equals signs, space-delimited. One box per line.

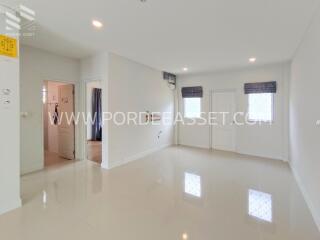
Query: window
xmin=248 ymin=93 xmax=274 ymax=122
xmin=184 ymin=98 xmax=201 ymax=118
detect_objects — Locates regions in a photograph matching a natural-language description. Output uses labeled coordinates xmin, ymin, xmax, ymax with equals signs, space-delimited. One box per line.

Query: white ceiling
xmin=9 ymin=0 xmax=320 ymax=73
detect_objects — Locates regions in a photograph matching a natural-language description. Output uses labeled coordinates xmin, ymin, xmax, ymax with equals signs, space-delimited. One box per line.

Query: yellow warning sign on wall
xmin=0 ymin=35 xmax=18 ymax=58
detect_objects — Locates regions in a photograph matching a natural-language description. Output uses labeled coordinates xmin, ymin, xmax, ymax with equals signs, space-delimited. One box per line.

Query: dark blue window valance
xmin=244 ymin=81 xmax=277 ymax=94
xmin=182 ymin=86 xmax=203 ymax=98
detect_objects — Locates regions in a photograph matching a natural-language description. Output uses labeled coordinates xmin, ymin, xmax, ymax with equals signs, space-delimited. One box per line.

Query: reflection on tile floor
xmin=0 ymin=146 xmax=319 ymax=240
xmin=248 ymin=189 xmax=272 ymax=222
xmin=184 ymin=172 xmax=202 ymax=198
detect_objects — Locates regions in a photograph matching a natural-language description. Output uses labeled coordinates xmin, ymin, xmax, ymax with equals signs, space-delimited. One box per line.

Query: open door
xmin=58 ymin=84 xmax=75 ymax=160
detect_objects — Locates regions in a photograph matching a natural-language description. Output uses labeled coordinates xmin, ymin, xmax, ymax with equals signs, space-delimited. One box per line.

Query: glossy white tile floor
xmin=0 ymin=146 xmax=319 ymax=240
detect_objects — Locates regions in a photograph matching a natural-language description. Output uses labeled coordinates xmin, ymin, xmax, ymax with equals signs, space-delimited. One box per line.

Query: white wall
xmin=0 ymin=16 xmax=21 ymax=214
xmin=290 ymin=7 xmax=320 ymax=230
xmin=81 ymin=53 xmax=109 ymax=166
xmin=107 ymin=53 xmax=175 ymax=168
xmin=20 ymin=45 xmax=81 ymax=174
xmin=86 ymin=81 xmax=101 ymax=140
xmin=178 ymin=63 xmax=290 ymax=161
xmin=81 ymin=53 xmax=109 ymax=81
xmin=81 ymin=53 xmax=175 ymax=168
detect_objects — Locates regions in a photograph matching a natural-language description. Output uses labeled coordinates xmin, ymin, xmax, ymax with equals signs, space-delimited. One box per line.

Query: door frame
xmin=210 ymin=88 xmax=237 ymax=152
xmin=42 ymin=80 xmax=77 ymax=166
xmin=84 ymin=79 xmax=103 ymax=164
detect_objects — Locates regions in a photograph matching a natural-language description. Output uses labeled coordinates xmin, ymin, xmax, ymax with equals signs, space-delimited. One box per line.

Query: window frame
xmin=247 ymin=93 xmax=275 ymax=123
xmin=183 ymin=97 xmax=202 ymax=119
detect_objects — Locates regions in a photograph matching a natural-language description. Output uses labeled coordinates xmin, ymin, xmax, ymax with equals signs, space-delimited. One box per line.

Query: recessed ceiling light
xmin=249 ymin=57 xmax=256 ymax=63
xmin=92 ymin=20 xmax=103 ymax=29
xmin=183 ymin=67 xmax=188 ymax=71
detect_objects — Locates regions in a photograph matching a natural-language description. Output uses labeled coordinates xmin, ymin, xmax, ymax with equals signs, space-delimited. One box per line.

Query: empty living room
xmin=0 ymin=0 xmax=320 ymax=239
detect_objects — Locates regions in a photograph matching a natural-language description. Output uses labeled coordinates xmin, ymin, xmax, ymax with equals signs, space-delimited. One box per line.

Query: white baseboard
xmin=290 ymin=162 xmax=320 ymax=232
xmin=179 ymin=144 xmax=287 ymax=162
xmin=0 ymin=198 xmax=21 ymax=216
xmin=179 ymin=143 xmax=288 ymax=162
xmin=178 ymin=143 xmax=210 ymax=150
xmin=108 ymin=143 xmax=173 ymax=169
xmin=236 ymin=150 xmax=286 ymax=162
xmin=101 ymin=159 xmax=109 ymax=169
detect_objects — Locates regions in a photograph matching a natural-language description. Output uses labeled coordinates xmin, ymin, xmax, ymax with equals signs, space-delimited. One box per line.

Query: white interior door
xmin=211 ymin=90 xmax=236 ymax=152
xmin=58 ymin=84 xmax=75 ymax=160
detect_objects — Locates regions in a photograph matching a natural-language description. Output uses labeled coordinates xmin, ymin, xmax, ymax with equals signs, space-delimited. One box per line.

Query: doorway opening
xmin=86 ymin=81 xmax=102 ymax=164
xmin=43 ymin=80 xmax=75 ymax=167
